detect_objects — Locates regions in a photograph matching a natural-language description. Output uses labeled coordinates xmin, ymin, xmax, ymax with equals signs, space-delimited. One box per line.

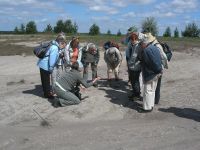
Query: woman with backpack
xmin=37 ymin=34 xmax=66 ymax=99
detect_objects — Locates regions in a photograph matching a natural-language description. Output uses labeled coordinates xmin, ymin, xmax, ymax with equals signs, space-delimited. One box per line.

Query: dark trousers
xmin=129 ymin=70 xmax=140 ymax=97
xmin=155 ymin=76 xmax=162 ymax=104
xmin=40 ymin=68 xmax=51 ymax=97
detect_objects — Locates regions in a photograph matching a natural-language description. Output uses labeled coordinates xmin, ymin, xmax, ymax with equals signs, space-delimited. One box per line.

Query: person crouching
xmin=52 ymin=62 xmax=100 ymax=107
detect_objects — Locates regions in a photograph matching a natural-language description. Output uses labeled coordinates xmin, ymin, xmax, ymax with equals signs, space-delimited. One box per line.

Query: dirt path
xmin=0 ymin=51 xmax=199 ymax=150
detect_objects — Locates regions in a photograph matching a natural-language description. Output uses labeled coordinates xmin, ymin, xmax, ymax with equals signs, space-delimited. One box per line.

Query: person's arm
xmin=49 ymin=45 xmax=59 ymax=72
xmin=77 ymin=47 xmax=83 ymax=67
xmin=81 ymin=46 xmax=87 ymax=64
xmin=63 ymin=45 xmax=70 ymax=65
xmin=77 ymin=72 xmax=100 ymax=88
xmin=95 ymin=48 xmax=100 ymax=64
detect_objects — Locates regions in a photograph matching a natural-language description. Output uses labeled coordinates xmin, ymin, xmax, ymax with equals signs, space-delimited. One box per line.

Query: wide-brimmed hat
xmin=142 ymin=32 xmax=156 ymax=44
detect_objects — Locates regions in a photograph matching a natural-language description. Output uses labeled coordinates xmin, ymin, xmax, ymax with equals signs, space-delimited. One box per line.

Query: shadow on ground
xmin=159 ymin=107 xmax=200 ymax=122
xmin=22 ymin=84 xmax=44 ymax=98
xmin=98 ymin=79 xmax=142 ymax=111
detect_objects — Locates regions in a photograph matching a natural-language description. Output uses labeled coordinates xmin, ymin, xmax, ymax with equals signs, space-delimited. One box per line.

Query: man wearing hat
xmin=138 ymin=35 xmax=163 ymax=113
xmin=81 ymin=43 xmax=100 ymax=87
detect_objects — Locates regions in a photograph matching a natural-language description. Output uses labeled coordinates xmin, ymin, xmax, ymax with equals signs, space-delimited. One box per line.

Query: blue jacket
xmin=142 ymin=44 xmax=162 ymax=83
xmin=37 ymin=40 xmax=59 ymax=72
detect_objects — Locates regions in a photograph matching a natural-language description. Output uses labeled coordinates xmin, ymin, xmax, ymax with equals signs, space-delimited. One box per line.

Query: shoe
xmin=44 ymin=94 xmax=54 ymax=99
xmin=137 ymin=107 xmax=153 ymax=113
xmin=93 ymin=83 xmax=98 ymax=87
xmin=52 ymin=97 xmax=61 ymax=108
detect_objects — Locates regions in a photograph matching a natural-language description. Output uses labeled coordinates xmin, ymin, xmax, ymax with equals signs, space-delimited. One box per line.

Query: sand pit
xmin=0 ymin=51 xmax=199 ymax=150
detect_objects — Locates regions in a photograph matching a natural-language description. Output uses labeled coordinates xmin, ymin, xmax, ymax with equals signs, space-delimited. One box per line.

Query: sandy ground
xmin=0 ymin=50 xmax=199 ymax=150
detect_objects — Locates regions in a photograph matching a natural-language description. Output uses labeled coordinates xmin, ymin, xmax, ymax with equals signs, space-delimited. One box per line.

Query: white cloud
xmin=63 ymin=0 xmax=155 ymax=14
xmin=122 ymin=12 xmax=136 ymax=18
xmin=156 ymin=0 xmax=198 ymax=13
xmin=122 ymin=10 xmax=176 ymax=19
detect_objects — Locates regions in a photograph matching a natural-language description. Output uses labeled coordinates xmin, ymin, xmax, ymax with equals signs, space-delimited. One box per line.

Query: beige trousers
xmin=143 ymin=77 xmax=158 ymax=110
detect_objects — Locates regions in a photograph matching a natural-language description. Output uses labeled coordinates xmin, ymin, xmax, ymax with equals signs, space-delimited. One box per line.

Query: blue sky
xmin=0 ymin=0 xmax=200 ymax=35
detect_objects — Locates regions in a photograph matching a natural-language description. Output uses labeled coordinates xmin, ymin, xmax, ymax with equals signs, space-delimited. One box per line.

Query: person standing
xmin=138 ymin=36 xmax=163 ymax=113
xmin=51 ymin=33 xmax=67 ymax=88
xmin=81 ymin=43 xmax=100 ymax=87
xmin=127 ymin=32 xmax=142 ymax=100
xmin=144 ymin=33 xmax=168 ymax=104
xmin=37 ymin=34 xmax=66 ymax=98
xmin=66 ymin=36 xmax=83 ymax=70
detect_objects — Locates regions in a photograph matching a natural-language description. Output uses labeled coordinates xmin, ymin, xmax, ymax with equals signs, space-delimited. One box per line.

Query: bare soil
xmin=0 ymin=37 xmax=199 ymax=150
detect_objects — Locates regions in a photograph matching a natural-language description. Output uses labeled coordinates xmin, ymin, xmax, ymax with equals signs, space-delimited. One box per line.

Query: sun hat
xmin=142 ymin=32 xmax=156 ymax=44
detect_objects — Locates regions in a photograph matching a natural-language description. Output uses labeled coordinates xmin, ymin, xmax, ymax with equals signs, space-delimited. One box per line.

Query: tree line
xmin=14 ymin=17 xmax=200 ymax=38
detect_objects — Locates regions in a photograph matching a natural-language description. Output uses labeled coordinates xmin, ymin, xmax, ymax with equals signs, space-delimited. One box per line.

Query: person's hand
xmin=96 ymin=76 xmax=101 ymax=80
xmin=92 ymin=77 xmax=101 ymax=83
xmin=79 ymin=84 xmax=86 ymax=92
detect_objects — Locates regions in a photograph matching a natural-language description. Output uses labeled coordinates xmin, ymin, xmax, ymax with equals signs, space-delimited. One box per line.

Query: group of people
xmin=37 ymin=33 xmax=101 ymax=107
xmin=37 ymin=29 xmax=169 ymax=113
xmin=125 ymin=28 xmax=168 ymax=113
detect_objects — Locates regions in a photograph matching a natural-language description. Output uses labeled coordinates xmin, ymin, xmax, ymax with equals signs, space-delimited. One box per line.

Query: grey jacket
xmin=127 ymin=41 xmax=141 ymax=71
xmin=56 ymin=69 xmax=93 ymax=92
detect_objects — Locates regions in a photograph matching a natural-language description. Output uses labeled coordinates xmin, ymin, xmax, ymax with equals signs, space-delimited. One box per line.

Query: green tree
xmin=54 ymin=20 xmax=64 ymax=33
xmin=117 ymin=29 xmax=122 ymax=36
xmin=163 ymin=26 xmax=171 ymax=37
xmin=63 ymin=19 xmax=73 ymax=33
xmin=174 ymin=27 xmax=179 ymax=38
xmin=107 ymin=29 xmax=111 ymax=35
xmin=72 ymin=22 xmax=78 ymax=34
xmin=14 ymin=26 xmax=19 ymax=34
xmin=182 ymin=22 xmax=200 ymax=37
xmin=44 ymin=24 xmax=53 ymax=33
xmin=20 ymin=24 xmax=25 ymax=34
xmin=141 ymin=17 xmax=158 ymax=36
xmin=89 ymin=24 xmax=100 ymax=35
xmin=26 ymin=21 xmax=37 ymax=34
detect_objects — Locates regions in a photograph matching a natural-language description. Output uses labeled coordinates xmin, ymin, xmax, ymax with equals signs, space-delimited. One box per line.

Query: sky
xmin=0 ymin=0 xmax=200 ymax=35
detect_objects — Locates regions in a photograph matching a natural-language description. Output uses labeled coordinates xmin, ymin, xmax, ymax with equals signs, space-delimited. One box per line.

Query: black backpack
xmin=154 ymin=41 xmax=173 ymax=61
xmin=33 ymin=42 xmax=51 ymax=59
